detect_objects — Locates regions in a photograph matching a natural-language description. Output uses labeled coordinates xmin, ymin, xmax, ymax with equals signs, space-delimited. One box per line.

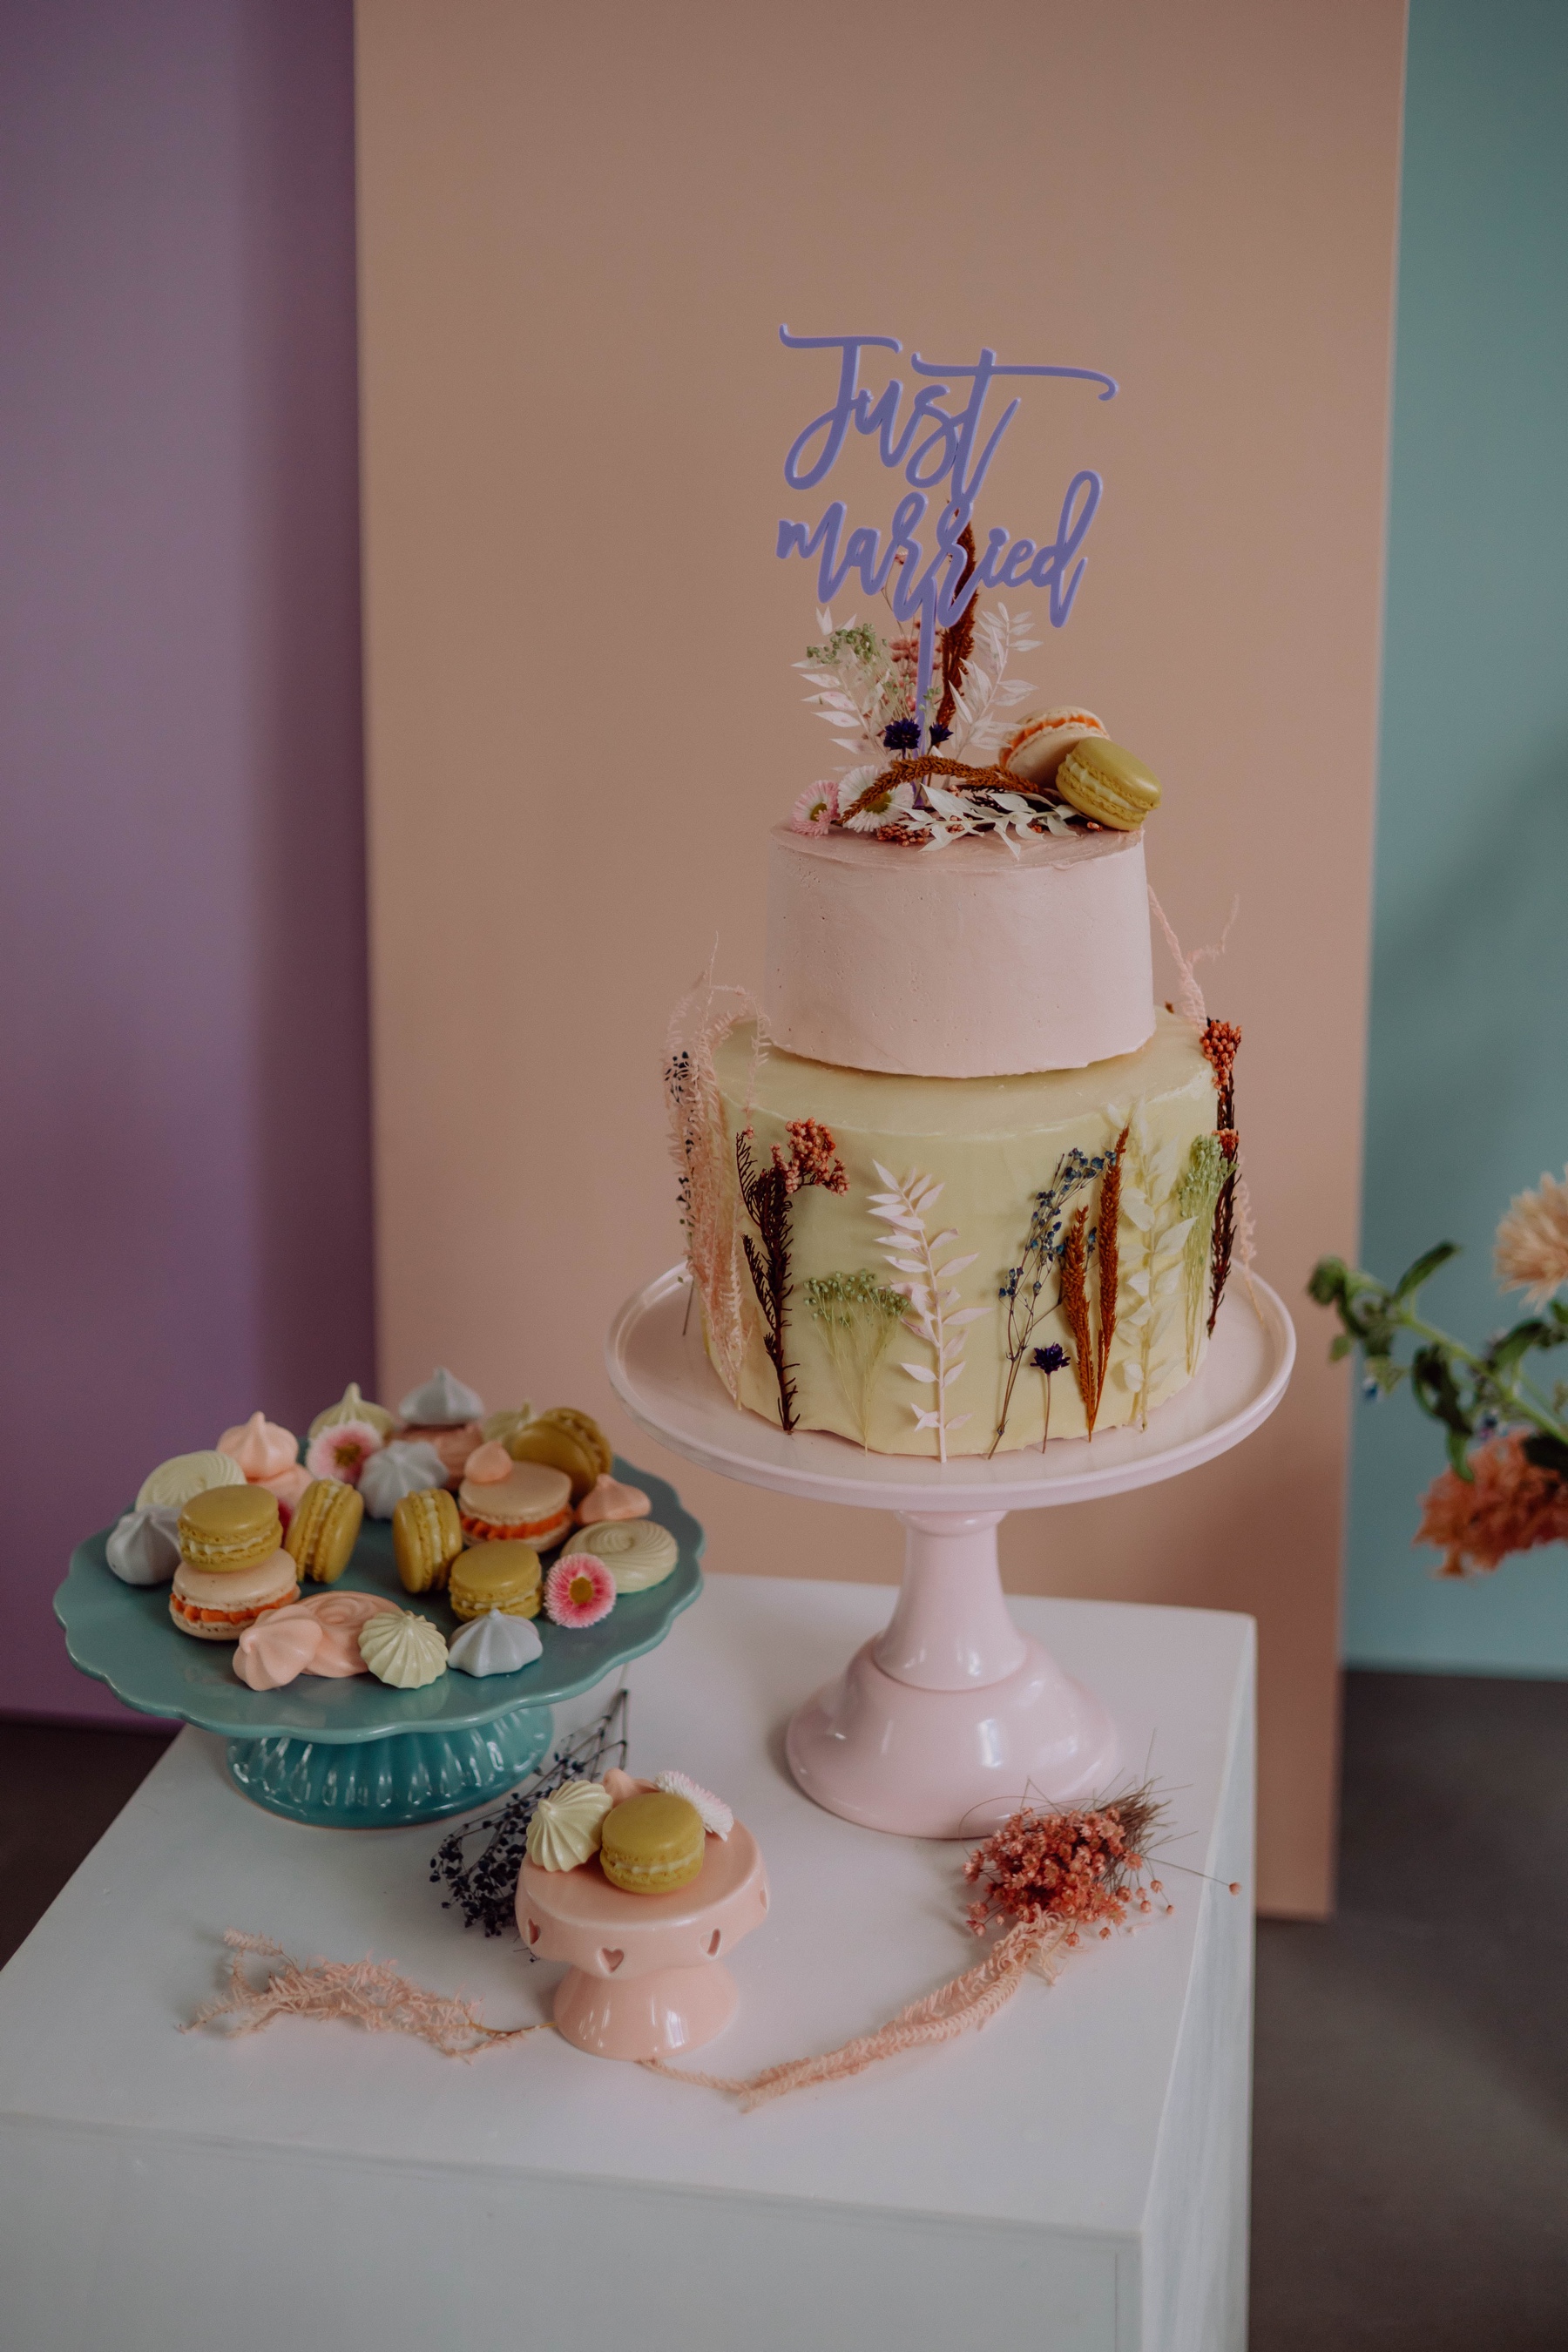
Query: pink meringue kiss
xmin=219 ymin=1411 xmax=300 ymax=1482
xmin=603 ymin=1768 xmax=657 ymax=1805
xmin=256 ymin=1463 xmax=312 ymax=1524
xmin=303 ymin=1417 xmax=384 ymax=1487
xmin=233 ymin=1612 xmax=324 ymax=1691
xmin=576 ymin=1473 xmax=652 ymax=1527
xmin=400 ymin=1423 xmax=483 ymax=1484
xmin=461 ymin=1439 xmax=513 ymax=1485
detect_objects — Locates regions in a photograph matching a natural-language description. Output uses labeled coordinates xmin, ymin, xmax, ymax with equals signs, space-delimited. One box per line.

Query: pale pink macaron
xmin=576 ymin=1473 xmax=651 ymax=1528
xmin=998 ymin=706 xmax=1106 ymax=790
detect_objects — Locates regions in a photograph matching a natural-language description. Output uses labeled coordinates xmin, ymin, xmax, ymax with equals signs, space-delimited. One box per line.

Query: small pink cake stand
xmin=518 ymin=1825 xmax=767 ymax=2060
xmin=608 ymin=1267 xmax=1294 ymax=1841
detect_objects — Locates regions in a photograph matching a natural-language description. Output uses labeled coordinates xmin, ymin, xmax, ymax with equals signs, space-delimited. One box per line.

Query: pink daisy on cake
xmin=789 ymin=780 xmax=838 ymax=835
xmin=303 ymin=1418 xmax=384 ymax=1487
xmin=543 ymin=1553 xmax=617 ymax=1629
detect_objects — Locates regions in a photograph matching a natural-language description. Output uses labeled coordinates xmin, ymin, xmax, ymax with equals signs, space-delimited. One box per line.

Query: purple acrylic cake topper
xmin=775 ymin=328 xmax=1118 ymax=750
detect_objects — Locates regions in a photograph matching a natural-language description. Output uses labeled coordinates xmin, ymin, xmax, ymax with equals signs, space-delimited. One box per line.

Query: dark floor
xmin=3 ymin=1676 xmax=1566 ymax=2347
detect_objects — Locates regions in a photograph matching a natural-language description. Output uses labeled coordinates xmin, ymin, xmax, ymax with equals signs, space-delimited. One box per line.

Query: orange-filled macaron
xmin=170 ymin=1551 xmax=300 ymax=1640
xmin=457 ymin=1459 xmax=573 ymax=1549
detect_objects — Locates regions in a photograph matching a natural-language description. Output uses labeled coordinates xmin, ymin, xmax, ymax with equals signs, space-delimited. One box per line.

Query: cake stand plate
xmin=607 ymin=1269 xmax=1294 ymax=1837
xmin=56 ymin=1458 xmax=702 ymax=1829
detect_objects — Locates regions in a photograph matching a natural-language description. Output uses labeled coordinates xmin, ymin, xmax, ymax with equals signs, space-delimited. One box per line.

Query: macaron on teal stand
xmin=56 ymin=1458 xmax=702 ymax=1828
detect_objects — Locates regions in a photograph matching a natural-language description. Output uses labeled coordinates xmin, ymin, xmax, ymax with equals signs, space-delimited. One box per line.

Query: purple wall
xmin=0 ymin=0 xmax=374 ymax=1720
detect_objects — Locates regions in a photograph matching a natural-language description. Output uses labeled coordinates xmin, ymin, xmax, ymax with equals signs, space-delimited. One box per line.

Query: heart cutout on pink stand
xmin=598 ymin=1947 xmax=625 ymax=1975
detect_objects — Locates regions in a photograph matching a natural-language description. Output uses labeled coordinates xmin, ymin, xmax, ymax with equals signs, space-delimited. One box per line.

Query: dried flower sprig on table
xmin=1310 ymin=1169 xmax=1568 ymax=1577
xmin=963 ymin=1785 xmax=1170 ymax=1943
xmin=429 ymin=1689 xmax=631 ymax=1937
xmin=738 ymin=1118 xmax=849 ymax=1433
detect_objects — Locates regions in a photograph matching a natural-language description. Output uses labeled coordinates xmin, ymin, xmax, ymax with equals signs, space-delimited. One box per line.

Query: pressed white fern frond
xmin=1114 ymin=1105 xmax=1195 ymax=1429
xmin=867 ymin=1163 xmax=989 ymax=1462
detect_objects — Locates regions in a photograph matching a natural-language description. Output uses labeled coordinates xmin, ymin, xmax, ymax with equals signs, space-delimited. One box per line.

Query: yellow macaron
xmin=284 ymin=1478 xmax=364 ymax=1585
xmin=447 ymin=1541 xmax=543 ymax=1621
xmin=598 ymin=1791 xmax=706 ymax=1896
xmin=1054 ymin=738 xmax=1161 ymax=830
xmin=506 ymin=1408 xmax=612 ymax=1501
xmin=177 ymin=1484 xmax=282 ymax=1573
xmin=393 ymin=1487 xmax=464 ymax=1594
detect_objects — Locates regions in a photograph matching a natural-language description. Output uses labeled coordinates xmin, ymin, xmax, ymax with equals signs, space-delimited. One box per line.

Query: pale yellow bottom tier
xmin=704 ymin=1012 xmax=1224 ymax=1456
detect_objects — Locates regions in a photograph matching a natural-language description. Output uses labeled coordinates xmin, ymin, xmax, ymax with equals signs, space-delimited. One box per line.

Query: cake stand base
xmin=552 ymin=1958 xmax=740 ymax=2061
xmin=786 ymin=1508 xmax=1119 ymax=1838
xmin=225 ymin=1707 xmax=555 ymax=1829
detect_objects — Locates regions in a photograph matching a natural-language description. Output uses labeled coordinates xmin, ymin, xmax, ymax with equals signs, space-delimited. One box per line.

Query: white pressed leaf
xmin=872 ymin=1161 xmax=898 ymax=1190
xmin=902 ymin=1362 xmax=937 ymax=1384
xmin=914 ymin=1410 xmax=943 ymax=1431
xmin=935 ymin=1251 xmax=975 ymax=1275
xmin=946 ymin=1307 xmax=991 ymax=1327
xmin=887 ymin=1256 xmax=928 ymax=1274
xmin=945 ymin=1414 xmax=972 ymax=1433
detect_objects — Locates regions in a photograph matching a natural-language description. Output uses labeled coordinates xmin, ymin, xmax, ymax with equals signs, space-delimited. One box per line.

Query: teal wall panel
xmin=1344 ymin=0 xmax=1568 ymax=1668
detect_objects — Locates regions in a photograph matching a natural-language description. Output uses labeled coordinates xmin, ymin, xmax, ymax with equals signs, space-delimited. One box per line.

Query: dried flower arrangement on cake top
xmin=1312 ymin=1165 xmax=1568 ymax=1578
xmin=790 ymin=528 xmax=1162 ymax=853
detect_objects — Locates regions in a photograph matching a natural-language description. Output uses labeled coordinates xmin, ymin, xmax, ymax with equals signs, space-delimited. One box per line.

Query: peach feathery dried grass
xmin=1494 ymin=1166 xmax=1568 ymax=1308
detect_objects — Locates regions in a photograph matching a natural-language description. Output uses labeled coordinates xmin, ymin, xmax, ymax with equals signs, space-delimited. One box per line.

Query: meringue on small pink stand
xmin=576 ymin=1474 xmax=650 ymax=1527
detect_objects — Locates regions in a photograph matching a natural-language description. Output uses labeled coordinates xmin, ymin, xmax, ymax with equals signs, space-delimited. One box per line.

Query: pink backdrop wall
xmin=0 ymin=0 xmax=372 ymax=1720
xmin=356 ymin=0 xmax=1406 ymax=1913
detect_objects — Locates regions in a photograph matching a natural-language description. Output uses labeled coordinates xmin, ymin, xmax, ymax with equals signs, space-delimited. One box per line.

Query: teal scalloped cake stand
xmin=56 ymin=1458 xmax=702 ymax=1829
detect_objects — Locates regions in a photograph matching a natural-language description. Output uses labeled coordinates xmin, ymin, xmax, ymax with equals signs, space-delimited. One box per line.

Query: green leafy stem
xmin=1308 ymin=1244 xmax=1568 ymax=1482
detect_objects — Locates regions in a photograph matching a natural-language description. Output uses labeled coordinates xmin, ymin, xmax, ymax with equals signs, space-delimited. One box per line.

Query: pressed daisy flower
xmin=304 ymin=1418 xmax=383 ymax=1486
xmin=1494 ymin=1166 xmax=1568 ymax=1307
xmin=544 ymin=1554 xmax=616 ymax=1629
xmin=789 ymin=780 xmax=838 ymax=835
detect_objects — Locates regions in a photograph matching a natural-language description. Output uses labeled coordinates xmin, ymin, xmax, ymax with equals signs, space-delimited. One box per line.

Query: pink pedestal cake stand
xmin=607 ymin=1267 xmax=1294 ymax=1840
xmin=518 ymin=1825 xmax=767 ymax=2060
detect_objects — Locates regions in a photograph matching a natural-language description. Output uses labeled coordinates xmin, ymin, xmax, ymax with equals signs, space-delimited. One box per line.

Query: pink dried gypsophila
xmin=790 ymin=781 xmax=839 ymax=835
xmin=544 ymin=1554 xmax=617 ymax=1629
xmin=303 ymin=1418 xmax=384 ymax=1485
xmin=771 ymin=1118 xmax=848 ymax=1196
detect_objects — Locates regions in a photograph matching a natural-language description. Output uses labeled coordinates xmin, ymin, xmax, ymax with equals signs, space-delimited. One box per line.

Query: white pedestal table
xmin=0 ymin=1576 xmax=1254 ymax=2352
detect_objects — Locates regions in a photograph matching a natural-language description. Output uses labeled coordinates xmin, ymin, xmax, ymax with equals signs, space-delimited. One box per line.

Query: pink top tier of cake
xmin=763 ymin=822 xmax=1155 ymax=1078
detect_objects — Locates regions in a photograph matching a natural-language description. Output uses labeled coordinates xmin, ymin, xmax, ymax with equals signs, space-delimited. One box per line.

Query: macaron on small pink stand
xmin=608 ymin=1266 xmax=1294 ymax=1839
xmin=519 ymin=1823 xmax=767 ymax=2059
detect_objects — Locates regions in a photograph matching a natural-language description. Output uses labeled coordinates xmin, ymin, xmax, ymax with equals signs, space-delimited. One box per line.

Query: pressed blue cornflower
xmin=1362 ymin=1378 xmax=1380 ymax=1401
xmin=882 ymin=719 xmax=921 ymax=750
xmin=1030 ymin=1344 xmax=1068 ymax=1375
xmin=929 ymin=724 xmax=952 ymax=747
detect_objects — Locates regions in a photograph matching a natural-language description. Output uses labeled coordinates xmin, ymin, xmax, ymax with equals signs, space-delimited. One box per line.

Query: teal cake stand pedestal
xmin=56 ymin=1458 xmax=702 ymax=1830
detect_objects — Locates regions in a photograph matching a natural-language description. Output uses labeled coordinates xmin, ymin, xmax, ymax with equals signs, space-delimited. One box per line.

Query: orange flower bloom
xmin=1416 ymin=1431 xmax=1568 ymax=1577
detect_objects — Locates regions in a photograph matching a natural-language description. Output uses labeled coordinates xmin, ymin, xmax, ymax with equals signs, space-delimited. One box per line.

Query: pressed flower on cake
xmin=789 ymin=780 xmax=838 ymax=835
xmin=304 ymin=1418 xmax=385 ymax=1485
xmin=544 ymin=1554 xmax=617 ymax=1629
